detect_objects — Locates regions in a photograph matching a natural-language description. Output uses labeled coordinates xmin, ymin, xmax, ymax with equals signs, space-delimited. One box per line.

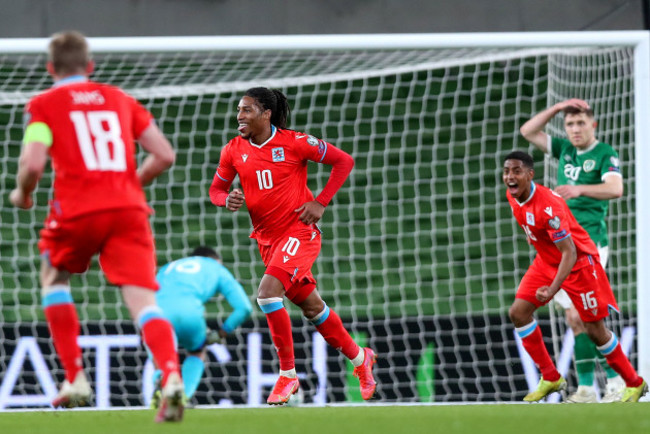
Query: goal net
xmin=0 ymin=32 xmax=648 ymax=408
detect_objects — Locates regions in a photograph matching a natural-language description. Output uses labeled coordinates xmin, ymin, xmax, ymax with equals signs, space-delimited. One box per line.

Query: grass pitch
xmin=0 ymin=403 xmax=649 ymax=434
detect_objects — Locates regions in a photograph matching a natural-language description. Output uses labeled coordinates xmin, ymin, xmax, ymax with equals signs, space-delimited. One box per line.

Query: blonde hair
xmin=48 ymin=30 xmax=90 ymax=75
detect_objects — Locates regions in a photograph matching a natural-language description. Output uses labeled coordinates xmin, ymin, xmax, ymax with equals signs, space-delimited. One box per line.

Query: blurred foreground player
xmin=9 ymin=31 xmax=184 ymax=422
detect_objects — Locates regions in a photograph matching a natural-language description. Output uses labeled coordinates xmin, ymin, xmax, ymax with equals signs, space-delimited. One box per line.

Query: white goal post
xmin=0 ymin=31 xmax=648 ymax=407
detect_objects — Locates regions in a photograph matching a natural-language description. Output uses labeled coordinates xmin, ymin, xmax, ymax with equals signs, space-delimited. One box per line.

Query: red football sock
xmin=44 ymin=303 xmax=82 ymax=383
xmin=603 ymin=344 xmax=643 ymax=387
xmin=141 ymin=318 xmax=179 ymax=385
xmin=521 ymin=326 xmax=560 ymax=381
xmin=314 ymin=308 xmax=360 ymax=360
xmin=265 ymin=308 xmax=295 ymax=371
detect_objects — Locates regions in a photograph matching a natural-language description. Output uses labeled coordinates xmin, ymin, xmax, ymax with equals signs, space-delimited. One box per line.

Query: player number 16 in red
xmin=580 ymin=291 xmax=598 ymax=310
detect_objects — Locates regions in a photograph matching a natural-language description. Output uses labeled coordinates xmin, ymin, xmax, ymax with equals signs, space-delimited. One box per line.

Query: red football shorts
xmin=38 ymin=208 xmax=158 ymax=290
xmin=516 ymin=255 xmax=618 ymax=322
xmin=258 ymin=225 xmax=321 ymax=304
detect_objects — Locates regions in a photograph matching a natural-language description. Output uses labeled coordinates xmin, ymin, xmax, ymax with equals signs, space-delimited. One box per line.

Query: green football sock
xmin=574 ymin=333 xmax=595 ymax=386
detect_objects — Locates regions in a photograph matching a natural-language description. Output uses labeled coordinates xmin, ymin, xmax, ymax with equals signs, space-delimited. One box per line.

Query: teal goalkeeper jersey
xmin=550 ymin=137 xmax=622 ymax=247
xmin=156 ymin=256 xmax=252 ymax=333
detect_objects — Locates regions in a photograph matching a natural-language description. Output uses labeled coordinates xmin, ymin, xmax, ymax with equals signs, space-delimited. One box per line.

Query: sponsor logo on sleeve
xmin=551 ymin=229 xmax=568 ymax=240
xmin=544 ymin=206 xmax=553 ymax=216
xmin=608 ymin=156 xmax=621 ymax=173
xmin=307 ymin=135 xmax=319 ymax=146
xmin=272 ymin=147 xmax=285 ymax=162
xmin=242 ymin=154 xmax=248 ymax=162
xmin=548 ymin=216 xmax=561 ymax=230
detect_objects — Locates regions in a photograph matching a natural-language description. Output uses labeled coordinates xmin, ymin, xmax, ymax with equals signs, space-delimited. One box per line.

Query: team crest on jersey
xmin=272 ymin=147 xmax=285 ymax=162
xmin=242 ymin=154 xmax=249 ymax=162
xmin=548 ymin=216 xmax=561 ymax=230
xmin=583 ymin=160 xmax=595 ymax=172
xmin=307 ymin=135 xmax=319 ymax=146
xmin=526 ymin=212 xmax=535 ymax=226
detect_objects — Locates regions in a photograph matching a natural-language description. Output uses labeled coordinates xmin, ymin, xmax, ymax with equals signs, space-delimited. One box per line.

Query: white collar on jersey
xmin=514 ymin=181 xmax=537 ymax=206
xmin=53 ymin=75 xmax=88 ymax=87
xmin=576 ymin=139 xmax=599 ymax=155
xmin=249 ymin=125 xmax=277 ymax=149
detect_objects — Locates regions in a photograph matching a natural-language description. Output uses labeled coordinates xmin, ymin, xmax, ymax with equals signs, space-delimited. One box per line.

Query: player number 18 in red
xmin=70 ymin=110 xmax=126 ymax=171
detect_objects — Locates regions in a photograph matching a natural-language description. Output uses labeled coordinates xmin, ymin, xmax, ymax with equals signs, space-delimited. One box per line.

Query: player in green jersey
xmin=520 ymin=98 xmax=625 ymax=403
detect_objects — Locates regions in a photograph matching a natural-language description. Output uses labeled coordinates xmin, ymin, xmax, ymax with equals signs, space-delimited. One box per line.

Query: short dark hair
xmin=49 ymin=30 xmax=90 ymax=75
xmin=191 ymin=246 xmax=221 ymax=260
xmin=563 ymin=105 xmax=595 ymax=118
xmin=244 ymin=87 xmax=290 ymax=129
xmin=504 ymin=151 xmax=534 ymax=169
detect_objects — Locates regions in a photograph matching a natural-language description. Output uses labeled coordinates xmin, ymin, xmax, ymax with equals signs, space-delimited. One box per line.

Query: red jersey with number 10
xmin=24 ymin=79 xmax=153 ymax=220
xmin=215 ymin=128 xmax=330 ymax=244
xmin=507 ymin=181 xmax=599 ymax=268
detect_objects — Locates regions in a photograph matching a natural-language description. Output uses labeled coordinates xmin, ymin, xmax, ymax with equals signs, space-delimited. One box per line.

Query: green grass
xmin=0 ymin=404 xmax=649 ymax=434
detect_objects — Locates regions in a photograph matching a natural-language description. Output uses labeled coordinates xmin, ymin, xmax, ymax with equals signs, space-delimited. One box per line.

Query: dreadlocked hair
xmin=244 ymin=87 xmax=290 ymax=129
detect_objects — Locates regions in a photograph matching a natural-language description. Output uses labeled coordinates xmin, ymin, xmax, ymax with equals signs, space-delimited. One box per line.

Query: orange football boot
xmin=353 ymin=347 xmax=377 ymax=400
xmin=267 ymin=376 xmax=300 ymax=405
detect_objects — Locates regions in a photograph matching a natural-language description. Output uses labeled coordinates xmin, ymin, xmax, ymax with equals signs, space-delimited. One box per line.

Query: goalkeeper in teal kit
xmin=150 ymin=246 xmax=253 ymax=404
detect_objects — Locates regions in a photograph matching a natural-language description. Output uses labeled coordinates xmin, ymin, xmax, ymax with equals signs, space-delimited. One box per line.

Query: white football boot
xmin=51 ymin=371 xmax=92 ymax=408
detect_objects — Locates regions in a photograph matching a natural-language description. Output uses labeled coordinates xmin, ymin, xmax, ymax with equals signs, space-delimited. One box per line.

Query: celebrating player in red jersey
xmin=503 ymin=151 xmax=646 ymax=402
xmin=9 ymin=31 xmax=184 ymax=422
xmin=210 ymin=87 xmax=377 ymax=404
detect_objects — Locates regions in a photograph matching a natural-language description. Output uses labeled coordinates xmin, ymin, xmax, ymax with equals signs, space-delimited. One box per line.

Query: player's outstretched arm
xmin=136 ymin=124 xmax=176 ymax=186
xmin=10 ymin=141 xmax=48 ymax=209
xmin=218 ymin=274 xmax=253 ymax=334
